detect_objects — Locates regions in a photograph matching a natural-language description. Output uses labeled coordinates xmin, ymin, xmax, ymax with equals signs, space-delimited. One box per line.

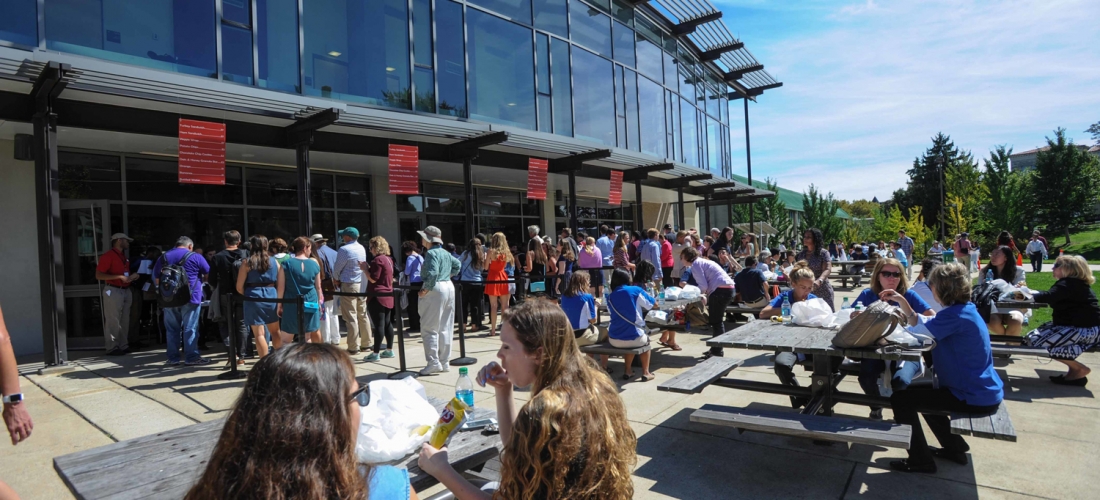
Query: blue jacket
xmin=913 ymin=303 xmax=1004 ymax=406
xmin=607 ymin=285 xmax=654 ymax=341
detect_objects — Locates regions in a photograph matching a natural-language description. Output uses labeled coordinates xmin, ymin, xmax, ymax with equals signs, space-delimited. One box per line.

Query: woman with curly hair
xmin=485 ymin=233 xmax=514 ymax=336
xmin=185 ymin=343 xmax=420 ymax=499
xmin=418 ymin=300 xmax=635 ymax=500
xmin=796 ymin=227 xmax=835 ymax=311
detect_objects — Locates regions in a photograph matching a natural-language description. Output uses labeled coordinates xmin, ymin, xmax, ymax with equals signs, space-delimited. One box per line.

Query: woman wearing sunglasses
xmin=186 ymin=343 xmax=420 ymax=500
xmin=851 ymin=258 xmax=935 ymax=420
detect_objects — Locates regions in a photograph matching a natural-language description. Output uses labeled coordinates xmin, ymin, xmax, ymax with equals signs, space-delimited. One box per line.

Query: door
xmin=60 ymin=200 xmax=112 ymax=350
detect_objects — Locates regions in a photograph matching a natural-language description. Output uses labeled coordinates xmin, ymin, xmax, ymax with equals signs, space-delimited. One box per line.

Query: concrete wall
xmin=0 ymin=139 xmax=44 ymax=356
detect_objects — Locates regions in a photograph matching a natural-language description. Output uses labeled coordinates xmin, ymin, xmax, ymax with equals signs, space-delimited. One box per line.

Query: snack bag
xmin=429 ymin=397 xmax=469 ymax=448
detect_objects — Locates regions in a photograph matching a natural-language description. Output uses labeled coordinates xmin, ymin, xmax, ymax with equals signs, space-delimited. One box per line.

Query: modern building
xmin=0 ymin=0 xmax=781 ymax=360
xmin=1010 ymin=144 xmax=1100 ymax=172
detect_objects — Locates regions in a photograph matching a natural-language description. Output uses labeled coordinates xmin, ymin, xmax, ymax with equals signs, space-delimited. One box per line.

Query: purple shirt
xmin=577 ymin=247 xmax=603 ymax=270
xmin=691 ymin=258 xmax=735 ymax=295
xmin=152 ymin=247 xmax=211 ymax=305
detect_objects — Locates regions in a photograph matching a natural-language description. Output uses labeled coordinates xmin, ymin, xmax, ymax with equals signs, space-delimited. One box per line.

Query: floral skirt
xmin=1025 ymin=322 xmax=1100 ymax=360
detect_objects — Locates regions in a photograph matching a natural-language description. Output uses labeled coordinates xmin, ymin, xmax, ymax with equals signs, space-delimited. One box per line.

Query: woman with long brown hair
xmin=236 ymin=234 xmax=283 ymax=357
xmin=418 ymin=300 xmax=635 ymax=500
xmin=484 ymin=233 xmax=514 ymax=336
xmin=185 ymin=343 xmax=420 ymax=499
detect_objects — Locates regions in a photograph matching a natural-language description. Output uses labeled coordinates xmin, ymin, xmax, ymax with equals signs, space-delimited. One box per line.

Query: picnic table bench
xmin=53 ymin=396 xmax=502 ymax=500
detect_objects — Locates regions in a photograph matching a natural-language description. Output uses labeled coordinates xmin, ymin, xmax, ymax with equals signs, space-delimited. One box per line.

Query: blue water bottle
xmin=781 ymin=295 xmax=791 ymax=320
xmin=985 ymin=269 xmax=994 ymax=283
xmin=456 ymin=367 xmax=475 ymax=408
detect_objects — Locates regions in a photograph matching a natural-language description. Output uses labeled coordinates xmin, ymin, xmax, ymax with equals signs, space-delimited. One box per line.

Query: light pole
xmin=936 ymin=156 xmax=946 ymax=241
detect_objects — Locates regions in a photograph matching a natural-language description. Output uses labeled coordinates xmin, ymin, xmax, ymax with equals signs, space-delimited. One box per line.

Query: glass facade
xmin=11 ymin=0 xmax=737 ymax=177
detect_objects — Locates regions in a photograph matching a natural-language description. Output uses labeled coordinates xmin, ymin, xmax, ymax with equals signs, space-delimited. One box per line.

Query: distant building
xmin=1010 ymin=144 xmax=1100 ymax=172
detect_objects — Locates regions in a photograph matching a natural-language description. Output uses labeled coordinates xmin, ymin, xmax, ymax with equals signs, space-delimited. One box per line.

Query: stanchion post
xmin=389 ymin=288 xmax=418 ymax=379
xmin=217 ymin=294 xmax=247 ymax=380
xmin=297 ymin=296 xmax=305 ymax=344
xmin=451 ymin=280 xmax=476 ymax=366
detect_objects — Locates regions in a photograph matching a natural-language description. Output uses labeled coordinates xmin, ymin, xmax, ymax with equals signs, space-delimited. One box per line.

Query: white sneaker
xmin=419 ymin=363 xmax=444 ymax=376
xmin=442 ymin=364 xmax=451 ymax=372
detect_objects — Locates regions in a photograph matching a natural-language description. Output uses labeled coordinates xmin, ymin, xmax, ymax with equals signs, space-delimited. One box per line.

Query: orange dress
xmin=485 ymin=255 xmax=510 ymax=297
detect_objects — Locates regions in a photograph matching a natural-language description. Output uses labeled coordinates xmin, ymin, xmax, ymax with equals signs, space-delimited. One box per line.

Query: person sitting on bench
xmin=851 ymin=258 xmax=935 ymax=421
xmin=760 ymin=262 xmax=839 ymax=409
xmin=911 ymin=258 xmax=945 ymax=313
xmin=419 ymin=301 xmax=637 ymax=499
xmin=1024 ymin=254 xmax=1100 ymax=386
xmin=561 ymin=272 xmax=612 ymax=370
xmin=607 ymin=268 xmax=657 ymax=381
xmin=734 ymin=255 xmax=772 ymax=309
xmin=889 ymin=262 xmax=1003 ymax=474
xmin=848 ymin=244 xmax=869 ymax=286
xmin=185 ymin=343 xmax=420 ymax=500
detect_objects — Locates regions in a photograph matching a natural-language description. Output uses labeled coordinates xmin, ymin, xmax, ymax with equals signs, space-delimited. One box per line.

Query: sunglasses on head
xmin=879 ymin=271 xmax=902 ymax=278
xmin=349 ymin=384 xmax=370 ymax=407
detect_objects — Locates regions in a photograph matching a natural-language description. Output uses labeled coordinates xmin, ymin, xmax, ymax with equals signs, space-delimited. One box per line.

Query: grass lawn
xmin=1041 ymin=224 xmax=1100 ymax=263
xmin=1020 ymin=271 xmax=1100 ymax=333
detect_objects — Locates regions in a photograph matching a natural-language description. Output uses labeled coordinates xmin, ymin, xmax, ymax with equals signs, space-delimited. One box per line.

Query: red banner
xmin=178 ymin=119 xmax=226 ymax=185
xmin=608 ymin=170 xmax=623 ymax=205
xmin=388 ymin=144 xmax=420 ymax=194
xmin=527 ymin=158 xmax=548 ymax=200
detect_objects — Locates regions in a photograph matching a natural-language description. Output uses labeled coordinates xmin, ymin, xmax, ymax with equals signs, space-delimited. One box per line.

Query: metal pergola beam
xmin=661 ymin=173 xmax=712 ymax=189
xmin=548 ymin=149 xmax=612 ymax=173
xmin=728 ymin=82 xmax=784 ymax=100
xmin=700 ymin=41 xmax=744 ymax=62
xmin=622 ymin=162 xmax=674 ymax=182
xmin=709 ymin=192 xmax=775 ymax=203
xmin=445 ymin=131 xmax=508 ymax=161
xmin=723 ymin=64 xmax=765 ymax=82
xmin=688 ymin=182 xmax=740 ymax=194
xmin=671 ymin=11 xmax=722 ymax=37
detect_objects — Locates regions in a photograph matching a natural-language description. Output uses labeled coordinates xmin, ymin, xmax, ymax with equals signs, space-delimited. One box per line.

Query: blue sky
xmin=717 ymin=0 xmax=1100 ymax=201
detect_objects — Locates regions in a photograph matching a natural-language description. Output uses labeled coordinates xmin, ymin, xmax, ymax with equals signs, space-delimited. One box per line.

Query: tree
xmin=981 ymin=145 xmax=1031 ymax=246
xmin=837 ymin=199 xmax=880 ymax=221
xmin=1032 ymin=128 xmax=1100 ymax=244
xmin=753 ymin=179 xmax=794 ymax=246
xmin=800 ymin=184 xmax=845 ymax=242
xmin=1088 ymin=120 xmax=1100 ymax=145
xmin=895 ymin=133 xmax=977 ymax=234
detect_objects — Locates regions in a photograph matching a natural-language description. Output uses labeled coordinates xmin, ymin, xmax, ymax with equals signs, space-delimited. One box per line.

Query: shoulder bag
xmin=831 ymin=300 xmax=906 ymax=348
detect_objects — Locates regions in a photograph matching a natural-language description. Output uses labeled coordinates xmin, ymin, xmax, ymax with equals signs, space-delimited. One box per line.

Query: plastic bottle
xmin=456 ymin=367 xmax=475 ymax=408
xmin=781 ymin=295 xmax=791 ymax=320
xmin=841 ymin=297 xmax=851 ymax=310
xmin=658 ymin=284 xmax=666 ymax=307
xmin=985 ymin=269 xmax=994 ymax=283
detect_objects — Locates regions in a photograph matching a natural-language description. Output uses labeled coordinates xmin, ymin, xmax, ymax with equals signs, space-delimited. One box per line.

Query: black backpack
xmin=158 ymin=251 xmax=196 ymax=308
xmin=970 ymin=282 xmax=999 ymax=323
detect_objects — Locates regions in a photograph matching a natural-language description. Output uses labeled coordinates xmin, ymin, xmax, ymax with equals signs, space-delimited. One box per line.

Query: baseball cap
xmin=338 ymin=227 xmax=359 ymax=239
xmin=110 ymin=233 xmax=133 ymax=242
xmin=417 ymin=226 xmax=444 ymax=245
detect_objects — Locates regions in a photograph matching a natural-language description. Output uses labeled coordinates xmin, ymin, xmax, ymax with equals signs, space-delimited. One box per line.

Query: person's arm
xmin=313 ymin=264 xmax=324 ymax=306
xmin=761 ymin=274 xmax=772 ymax=301
xmin=524 ymin=252 xmax=533 ymax=273
xmin=236 ymin=260 xmax=249 ymax=295
xmin=275 ymin=263 xmax=286 ymax=317
xmin=1 ymin=305 xmax=33 ymax=445
xmin=449 ymin=254 xmax=462 ymax=278
xmin=760 ymin=295 xmax=782 ymax=319
xmin=333 ymin=249 xmax=348 ymax=285
xmin=368 ymin=258 xmax=381 ymax=284
xmin=420 ymin=252 xmax=440 ymax=295
xmin=881 ymin=290 xmax=919 ymax=326
xmin=817 ymin=251 xmax=831 ymax=284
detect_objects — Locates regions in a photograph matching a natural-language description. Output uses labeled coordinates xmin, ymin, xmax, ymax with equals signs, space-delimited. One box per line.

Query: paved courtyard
xmin=3 ymin=287 xmax=1097 ymax=499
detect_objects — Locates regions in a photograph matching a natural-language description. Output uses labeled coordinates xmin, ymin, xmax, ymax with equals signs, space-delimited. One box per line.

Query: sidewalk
xmin=4 ymin=291 xmax=1098 ymax=499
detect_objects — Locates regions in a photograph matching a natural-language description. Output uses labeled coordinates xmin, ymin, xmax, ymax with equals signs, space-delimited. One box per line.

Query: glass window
xmin=336 ymin=211 xmax=372 ymax=241
xmin=635 ymin=36 xmax=661 ymax=81
xmin=521 ymin=196 xmax=540 ymax=217
xmin=611 ymin=0 xmax=633 ymax=26
xmin=413 ymin=0 xmax=435 ymax=113
xmin=638 ymin=76 xmax=665 ymax=158
xmin=247 ymin=168 xmax=298 ymax=206
xmin=334 ymin=175 xmax=371 ymax=210
xmin=536 ymin=33 xmax=551 ymax=132
xmin=538 ymin=94 xmax=553 ymax=132
xmin=436 ymin=0 xmax=467 ymax=118
xmin=633 ymin=13 xmax=661 ymax=45
xmin=679 ymin=65 xmax=695 ymax=103
xmin=222 ymin=23 xmax=254 ymax=85
xmin=46 ymin=0 xmax=217 ymax=78
xmin=615 ymin=65 xmax=626 ymax=149
xmin=128 ymin=205 xmax=245 ymax=252
xmin=478 ymin=216 xmax=527 ymax=248
xmin=303 ymin=0 xmax=410 ymax=109
xmin=1 ymin=0 xmax=37 ymax=46
xmin=247 ymin=208 xmax=299 ymax=242
xmin=127 ymin=159 xmax=243 ymax=205
xmin=415 ymin=68 xmax=436 ymax=113
xmin=396 ymin=195 xmax=425 ymax=212
xmin=59 ymin=152 xmax=122 ymax=201
xmin=663 ymin=50 xmax=677 ymax=88
xmin=667 ymin=90 xmax=679 ymax=161
xmin=468 ymin=10 xmax=536 ymax=129
xmin=612 ymin=21 xmax=635 ymax=68
xmin=570 ymin=0 xmax=611 ymax=57
xmin=312 ymin=210 xmax=337 ymax=240
xmin=311 ymin=173 xmax=334 ymax=209
xmin=550 ymin=38 xmax=572 ymax=136
xmin=625 ymin=69 xmax=639 ymax=152
xmin=423 ymin=183 xmax=466 ymax=213
xmin=680 ymin=97 xmax=698 ymax=167
xmin=587 ymin=0 xmax=611 ymax=12
xmin=707 ymin=117 xmax=721 ymax=177
xmin=533 ymin=0 xmax=568 ymax=38
xmin=572 ymin=48 xmax=615 ymax=146
xmin=470 ymin=0 xmax=531 ymax=24
xmin=705 ymin=77 xmax=719 ymax=118
xmin=478 ymin=189 xmax=522 ymax=216
xmin=720 ymin=95 xmax=728 ymax=125
xmin=257 ymin=0 xmax=300 ymax=93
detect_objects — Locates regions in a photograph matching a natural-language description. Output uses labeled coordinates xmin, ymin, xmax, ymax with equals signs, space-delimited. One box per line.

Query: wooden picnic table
xmin=53 ymin=396 xmax=502 ymax=500
xmin=833 ymin=260 xmax=870 ymax=266
xmin=597 ymin=296 xmax=703 ymax=328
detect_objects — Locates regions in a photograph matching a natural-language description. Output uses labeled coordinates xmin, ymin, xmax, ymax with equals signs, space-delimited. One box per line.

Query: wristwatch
xmin=2 ymin=393 xmax=23 ymax=404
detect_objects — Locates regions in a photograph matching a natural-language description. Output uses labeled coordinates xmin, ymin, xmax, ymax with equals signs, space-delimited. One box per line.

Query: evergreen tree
xmin=800 ymin=185 xmax=845 ymax=242
xmin=1032 ymin=129 xmax=1100 ymax=244
xmin=753 ymin=179 xmax=794 ymax=246
xmin=981 ymin=145 xmax=1030 ymax=246
xmin=898 ymin=133 xmax=976 ymax=234
xmin=1088 ymin=120 xmax=1100 ymax=145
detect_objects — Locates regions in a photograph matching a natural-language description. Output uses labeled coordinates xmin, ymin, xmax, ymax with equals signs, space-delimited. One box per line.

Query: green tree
xmin=753 ymin=179 xmax=794 ymax=246
xmin=1087 ymin=120 xmax=1100 ymax=145
xmin=800 ymin=184 xmax=845 ymax=242
xmin=981 ymin=145 xmax=1031 ymax=245
xmin=837 ymin=199 xmax=880 ymax=221
xmin=896 ymin=133 xmax=976 ymax=232
xmin=1032 ymin=128 xmax=1100 ymax=244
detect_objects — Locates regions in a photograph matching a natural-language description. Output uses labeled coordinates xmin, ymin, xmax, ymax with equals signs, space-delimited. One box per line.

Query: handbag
xmin=831 ymin=300 xmax=906 ymax=348
xmin=319 ymin=252 xmax=336 ymax=301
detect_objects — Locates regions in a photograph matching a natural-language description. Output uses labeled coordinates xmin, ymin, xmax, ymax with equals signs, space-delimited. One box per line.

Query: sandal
xmin=667 ymin=343 xmax=683 ymax=351
xmin=622 ymin=372 xmax=634 ymax=380
xmin=642 ymin=373 xmax=656 ymax=382
xmin=657 ymin=341 xmax=671 ymax=348
xmin=604 ymin=366 xmax=613 ymax=375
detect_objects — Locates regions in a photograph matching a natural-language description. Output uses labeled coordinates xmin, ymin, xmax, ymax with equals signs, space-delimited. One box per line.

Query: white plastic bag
xmin=791 ymin=298 xmax=836 ymax=328
xmin=680 ymin=285 xmax=702 ymax=300
xmin=356 ymin=377 xmax=440 ymax=464
xmin=645 ymin=309 xmax=669 ymax=324
xmin=664 ymin=286 xmax=682 ymax=301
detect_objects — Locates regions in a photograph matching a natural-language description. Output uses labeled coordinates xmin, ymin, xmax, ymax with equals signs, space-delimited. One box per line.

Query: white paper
xmin=105 ymin=289 xmax=111 ymax=297
xmin=137 ymin=260 xmax=153 ymax=274
xmin=142 ymin=282 xmax=152 ymax=292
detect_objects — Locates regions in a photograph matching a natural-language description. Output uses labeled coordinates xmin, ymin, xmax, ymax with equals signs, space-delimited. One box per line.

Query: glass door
xmin=60 ymin=200 xmax=112 ymax=350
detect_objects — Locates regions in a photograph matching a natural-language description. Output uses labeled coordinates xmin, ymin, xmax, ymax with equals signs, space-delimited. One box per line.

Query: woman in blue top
xmin=184 ymin=343 xmax=420 ymax=500
xmin=850 ymin=258 xmax=934 ymax=420
xmin=607 ymin=268 xmax=656 ymax=381
xmin=278 ymin=237 xmax=323 ymax=344
xmin=236 ymin=234 xmax=283 ymax=358
xmin=888 ymin=262 xmax=1004 ymax=474
xmin=560 ymin=272 xmax=611 ymax=374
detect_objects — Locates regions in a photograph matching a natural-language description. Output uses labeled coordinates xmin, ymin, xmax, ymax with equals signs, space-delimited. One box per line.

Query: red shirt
xmin=96 ymin=248 xmax=130 ymax=288
xmin=660 ymin=238 xmax=674 ymax=268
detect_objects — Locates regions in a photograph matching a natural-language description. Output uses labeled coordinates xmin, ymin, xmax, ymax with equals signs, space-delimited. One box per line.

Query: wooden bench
xmin=689 ymin=405 xmax=913 ymax=449
xmin=829 ymin=274 xmax=866 ymax=288
xmin=579 ymin=341 xmax=652 ymax=356
xmin=949 ymin=402 xmax=1017 ymax=442
xmin=658 ymin=357 xmax=744 ymax=394
xmin=726 ymin=305 xmax=765 ymax=316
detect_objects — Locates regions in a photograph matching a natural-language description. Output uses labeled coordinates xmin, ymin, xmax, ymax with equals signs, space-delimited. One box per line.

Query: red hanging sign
xmin=178 ymin=119 xmax=226 ymax=185
xmin=608 ymin=170 xmax=624 ymax=205
xmin=388 ymin=144 xmax=420 ymax=194
xmin=527 ymin=158 xmax=548 ymax=200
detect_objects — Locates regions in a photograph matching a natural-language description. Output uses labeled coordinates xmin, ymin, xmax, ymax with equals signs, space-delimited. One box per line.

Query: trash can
xmin=942 ymin=249 xmax=955 ymax=263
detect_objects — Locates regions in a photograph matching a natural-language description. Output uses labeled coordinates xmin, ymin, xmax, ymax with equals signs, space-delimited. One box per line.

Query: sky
xmin=716 ymin=0 xmax=1100 ymax=202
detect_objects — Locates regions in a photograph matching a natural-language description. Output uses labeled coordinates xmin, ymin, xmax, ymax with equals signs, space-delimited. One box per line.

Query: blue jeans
xmin=163 ymin=302 xmax=201 ymax=363
xmin=859 ymin=359 xmax=922 ymax=410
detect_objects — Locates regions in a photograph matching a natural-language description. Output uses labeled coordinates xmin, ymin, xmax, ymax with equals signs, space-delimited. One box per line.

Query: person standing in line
xmin=401 ymin=241 xmax=424 ymax=332
xmin=210 ymin=230 xmax=249 ymax=364
xmin=333 ymin=227 xmax=371 ymax=354
xmin=638 ymin=228 xmax=664 ymax=283
xmin=485 ymin=233 xmax=514 ymax=336
xmin=559 ymin=227 xmax=580 ymax=264
xmin=95 ymin=233 xmax=136 ymax=356
xmin=363 ymin=237 xmax=396 ymax=361
xmin=897 ymin=229 xmax=916 ymax=279
xmin=596 ymin=225 xmax=616 ymax=288
xmin=659 ymin=229 xmax=675 ymax=288
xmin=236 ymin=235 xmax=283 ymax=358
xmin=613 ymin=231 xmax=635 ymax=271
xmin=1026 ymin=233 xmax=1048 ymax=273
xmin=578 ymin=236 xmax=604 ymax=297
xmin=153 ymin=236 xmax=211 ymax=366
xmin=416 ymin=226 xmax=461 ymax=375
xmin=269 ymin=238 xmax=291 ymax=265
xmin=797 ymin=228 xmax=835 ymax=311
xmin=681 ymin=247 xmax=736 ymax=359
xmin=277 ymin=237 xmax=323 ymax=344
xmin=458 ymin=238 xmax=486 ymax=333
xmin=312 ymin=234 xmax=341 ymax=345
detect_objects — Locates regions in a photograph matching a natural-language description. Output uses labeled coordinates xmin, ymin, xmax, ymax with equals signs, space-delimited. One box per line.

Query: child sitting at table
xmin=560 ymin=271 xmax=613 ymax=371
xmin=185 ymin=343 xmax=419 ymax=500
xmin=418 ymin=301 xmax=636 ymax=499
xmin=607 ymin=268 xmax=657 ymax=381
xmin=1025 ymin=254 xmax=1100 ymax=386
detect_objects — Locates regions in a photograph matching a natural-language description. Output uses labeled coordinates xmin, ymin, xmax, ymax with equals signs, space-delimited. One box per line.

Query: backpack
xmin=832 ymin=300 xmax=906 ymax=349
xmin=157 ymin=251 xmax=196 ymax=308
xmin=970 ymin=282 xmax=999 ymax=323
